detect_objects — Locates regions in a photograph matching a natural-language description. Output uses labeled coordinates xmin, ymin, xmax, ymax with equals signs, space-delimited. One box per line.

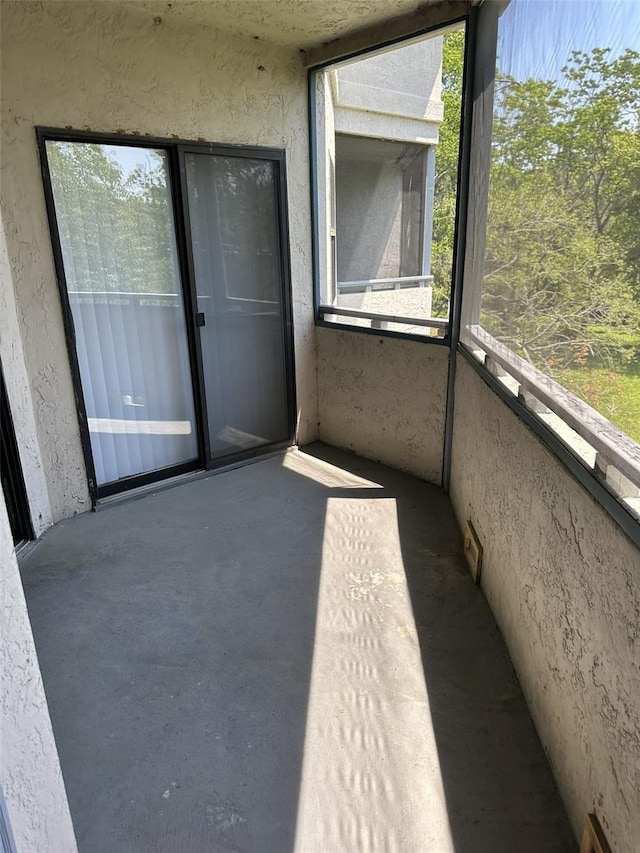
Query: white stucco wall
xmin=0 ymin=210 xmax=53 ymax=537
xmin=450 ymin=357 xmax=640 ymax=853
xmin=0 ymin=0 xmax=317 ymax=523
xmin=0 ymin=494 xmax=77 ymax=852
xmin=334 ymin=37 xmax=444 ymax=144
xmin=337 ymin=36 xmax=442 ymax=107
xmin=316 ymin=328 xmax=448 ymax=484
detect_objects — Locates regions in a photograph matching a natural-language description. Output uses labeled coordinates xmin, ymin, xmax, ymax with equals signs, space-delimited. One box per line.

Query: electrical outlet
xmin=463 ymin=520 xmax=482 ymax=584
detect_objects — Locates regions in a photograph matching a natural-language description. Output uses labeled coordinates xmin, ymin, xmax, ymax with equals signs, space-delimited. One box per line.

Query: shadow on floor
xmin=20 ymin=443 xmax=574 ymax=852
xmin=304 ymin=444 xmax=575 ymax=853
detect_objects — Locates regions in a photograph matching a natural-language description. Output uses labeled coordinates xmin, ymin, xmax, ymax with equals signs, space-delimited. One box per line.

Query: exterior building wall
xmin=316 ymin=327 xmax=448 ymax=484
xmin=336 ymin=153 xmax=405 ymax=281
xmin=449 ymin=357 xmax=640 ymax=853
xmin=324 ymin=34 xmax=444 ymax=320
xmin=335 ymin=135 xmax=432 ymax=285
xmin=0 ymin=490 xmax=77 ymax=852
xmin=0 ymin=0 xmax=317 ymax=524
xmin=314 ymin=71 xmax=338 ymax=305
xmin=337 ymin=288 xmax=433 ymax=322
xmin=334 ymin=37 xmax=443 ymax=144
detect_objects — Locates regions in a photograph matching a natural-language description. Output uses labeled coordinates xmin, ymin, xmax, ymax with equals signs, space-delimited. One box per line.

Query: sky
xmin=497 ymin=0 xmax=640 ymax=83
xmin=104 ymin=144 xmax=166 ymax=180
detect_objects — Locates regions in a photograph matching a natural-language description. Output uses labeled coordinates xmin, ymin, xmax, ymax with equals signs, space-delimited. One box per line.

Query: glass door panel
xmin=46 ymin=142 xmax=198 ymax=487
xmin=184 ymin=153 xmax=290 ymax=459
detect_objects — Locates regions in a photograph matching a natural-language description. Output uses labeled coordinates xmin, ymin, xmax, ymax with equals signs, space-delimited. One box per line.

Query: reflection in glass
xmin=185 ymin=153 xmax=289 ymax=457
xmin=47 ymin=142 xmax=198 ymax=485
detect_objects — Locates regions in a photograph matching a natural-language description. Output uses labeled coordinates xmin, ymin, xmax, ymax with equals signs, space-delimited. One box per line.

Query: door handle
xmin=195 ymin=312 xmax=206 ymax=327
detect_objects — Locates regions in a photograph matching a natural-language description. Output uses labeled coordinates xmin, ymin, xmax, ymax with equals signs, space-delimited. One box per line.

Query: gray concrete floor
xmin=21 ymin=444 xmax=574 ymax=853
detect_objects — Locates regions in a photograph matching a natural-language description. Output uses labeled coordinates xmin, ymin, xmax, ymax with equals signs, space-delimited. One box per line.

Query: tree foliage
xmin=48 ymin=143 xmax=278 ymax=302
xmin=431 ymin=28 xmax=465 ymax=315
xmin=47 ymin=142 xmax=178 ymax=294
xmin=482 ymin=46 xmax=640 ymax=373
xmin=431 ymin=35 xmax=640 ymax=378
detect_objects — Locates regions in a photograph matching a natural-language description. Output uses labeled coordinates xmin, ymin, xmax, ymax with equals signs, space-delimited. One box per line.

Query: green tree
xmin=431 ymin=28 xmax=465 ymax=316
xmin=482 ymin=47 xmax=640 ymax=373
xmin=48 ymin=142 xmax=177 ymax=294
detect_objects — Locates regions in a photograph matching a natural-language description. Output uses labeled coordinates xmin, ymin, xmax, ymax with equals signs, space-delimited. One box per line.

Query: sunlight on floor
xmin=291 ymin=453 xmax=454 ymax=852
xmin=282 ymin=447 xmax=384 ymax=491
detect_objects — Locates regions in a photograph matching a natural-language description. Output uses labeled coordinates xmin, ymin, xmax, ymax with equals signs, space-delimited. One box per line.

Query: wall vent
xmin=463 ymin=520 xmax=482 ymax=584
xmin=580 ymin=814 xmax=611 ymax=853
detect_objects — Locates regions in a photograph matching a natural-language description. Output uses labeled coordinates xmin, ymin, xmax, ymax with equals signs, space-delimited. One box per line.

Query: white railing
xmin=464 ymin=324 xmax=640 ymax=515
xmin=67 ymin=290 xmax=278 ymax=312
xmin=337 ymin=274 xmax=433 ymax=294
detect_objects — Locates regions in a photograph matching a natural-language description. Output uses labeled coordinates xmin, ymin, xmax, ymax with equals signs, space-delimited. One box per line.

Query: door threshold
xmin=95 ymin=447 xmax=292 ymax=512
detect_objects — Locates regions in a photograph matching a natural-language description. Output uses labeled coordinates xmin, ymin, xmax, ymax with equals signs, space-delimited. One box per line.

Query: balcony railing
xmin=337 ymin=274 xmax=433 ymax=294
xmin=464 ymin=324 xmax=640 ymax=520
xmin=322 ymin=274 xmax=447 ymax=336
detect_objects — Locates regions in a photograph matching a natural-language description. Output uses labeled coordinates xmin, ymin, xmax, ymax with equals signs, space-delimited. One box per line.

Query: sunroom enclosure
xmin=1 ymin=1 xmax=639 ymax=852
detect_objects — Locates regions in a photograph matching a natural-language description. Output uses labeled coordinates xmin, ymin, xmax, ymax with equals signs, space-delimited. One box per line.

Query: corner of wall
xmin=0 ymin=211 xmax=57 ymax=535
xmin=0 ymin=494 xmax=78 ymax=852
xmin=316 ymin=328 xmax=448 ymax=482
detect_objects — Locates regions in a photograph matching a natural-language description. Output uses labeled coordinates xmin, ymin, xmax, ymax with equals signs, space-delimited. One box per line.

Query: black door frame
xmin=0 ymin=364 xmax=34 ymax=546
xmin=37 ymin=127 xmax=297 ymax=504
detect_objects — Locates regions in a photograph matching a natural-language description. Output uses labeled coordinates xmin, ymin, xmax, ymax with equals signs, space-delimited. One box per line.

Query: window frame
xmin=308 ymin=14 xmax=470 ymax=348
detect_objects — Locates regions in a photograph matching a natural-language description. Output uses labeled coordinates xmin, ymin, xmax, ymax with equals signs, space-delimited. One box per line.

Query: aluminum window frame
xmin=308 ymin=14 xmax=470 ymax=348
xmin=37 ymin=127 xmax=297 ymax=505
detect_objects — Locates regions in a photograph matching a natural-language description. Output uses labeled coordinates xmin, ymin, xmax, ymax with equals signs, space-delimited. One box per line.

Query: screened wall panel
xmin=462 ymin=0 xmax=640 ymax=446
xmin=459 ymin=0 xmax=640 ymax=524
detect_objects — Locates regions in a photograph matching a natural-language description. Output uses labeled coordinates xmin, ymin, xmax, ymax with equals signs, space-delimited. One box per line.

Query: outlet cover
xmin=463 ymin=520 xmax=482 ymax=584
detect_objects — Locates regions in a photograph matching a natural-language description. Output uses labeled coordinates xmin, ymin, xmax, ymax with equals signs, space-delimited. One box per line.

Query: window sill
xmin=317 ymin=304 xmax=449 ymax=343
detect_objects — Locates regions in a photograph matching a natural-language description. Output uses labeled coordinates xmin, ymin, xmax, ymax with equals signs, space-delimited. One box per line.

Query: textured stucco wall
xmin=0 ymin=210 xmax=53 ymax=536
xmin=336 ymin=153 xmax=404 ymax=281
xmin=334 ymin=36 xmax=444 ymax=144
xmin=0 ymin=0 xmax=317 ymax=523
xmin=316 ymin=328 xmax=448 ymax=484
xmin=0 ymin=493 xmax=77 ymax=852
xmin=336 ymin=37 xmax=442 ymax=115
xmin=450 ymin=358 xmax=640 ymax=853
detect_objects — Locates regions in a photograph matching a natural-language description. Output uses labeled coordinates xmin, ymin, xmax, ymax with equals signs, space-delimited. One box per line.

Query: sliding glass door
xmin=41 ymin=132 xmax=295 ymax=500
xmin=184 ymin=152 xmax=290 ymax=458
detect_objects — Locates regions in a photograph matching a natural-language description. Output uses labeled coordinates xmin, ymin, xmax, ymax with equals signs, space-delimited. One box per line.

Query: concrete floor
xmin=21 ymin=444 xmax=574 ymax=853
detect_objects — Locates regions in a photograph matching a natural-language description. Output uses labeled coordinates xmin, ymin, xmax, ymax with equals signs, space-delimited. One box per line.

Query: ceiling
xmin=128 ymin=0 xmax=447 ymax=51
